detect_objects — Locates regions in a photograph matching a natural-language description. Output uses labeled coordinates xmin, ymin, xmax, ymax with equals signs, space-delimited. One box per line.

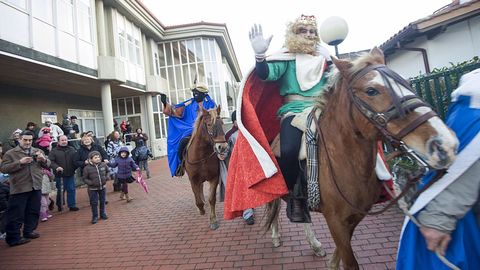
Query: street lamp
xmin=319 ymin=16 xmax=349 ymax=58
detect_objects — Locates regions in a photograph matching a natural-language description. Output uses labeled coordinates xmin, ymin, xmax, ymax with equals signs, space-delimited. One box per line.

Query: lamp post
xmin=319 ymin=16 xmax=349 ymax=58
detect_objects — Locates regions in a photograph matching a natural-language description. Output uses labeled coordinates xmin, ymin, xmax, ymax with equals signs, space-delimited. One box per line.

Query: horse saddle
xmin=270 ymin=109 xmax=319 ymax=160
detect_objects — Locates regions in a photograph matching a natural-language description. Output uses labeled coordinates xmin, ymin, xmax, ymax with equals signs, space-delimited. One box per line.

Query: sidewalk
xmin=0 ymin=157 xmax=404 ymax=269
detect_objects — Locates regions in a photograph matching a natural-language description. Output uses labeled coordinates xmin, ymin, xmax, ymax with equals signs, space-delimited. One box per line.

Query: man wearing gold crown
xmin=160 ymin=84 xmax=216 ymax=177
xmin=224 ymin=15 xmax=332 ymax=223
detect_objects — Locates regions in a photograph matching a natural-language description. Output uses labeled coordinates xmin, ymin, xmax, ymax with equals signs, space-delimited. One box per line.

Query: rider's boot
xmin=286 ymin=172 xmax=311 ymax=223
xmin=175 ymin=137 xmax=190 ymax=177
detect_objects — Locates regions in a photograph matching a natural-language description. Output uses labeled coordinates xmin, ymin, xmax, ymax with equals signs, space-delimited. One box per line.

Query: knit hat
xmin=88 ymin=151 xmax=101 ymax=159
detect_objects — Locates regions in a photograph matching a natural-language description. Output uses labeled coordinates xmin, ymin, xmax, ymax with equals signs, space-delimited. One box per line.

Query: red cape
xmin=224 ymin=71 xmax=289 ymax=220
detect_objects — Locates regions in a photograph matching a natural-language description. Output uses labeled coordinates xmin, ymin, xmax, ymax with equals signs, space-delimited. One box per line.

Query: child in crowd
xmin=109 ymin=146 xmax=139 ymax=202
xmin=40 ymin=168 xmax=54 ymax=222
xmin=133 ymin=144 xmax=153 ymax=179
xmin=36 ymin=127 xmax=52 ymax=155
xmin=82 ymin=151 xmax=109 ymax=224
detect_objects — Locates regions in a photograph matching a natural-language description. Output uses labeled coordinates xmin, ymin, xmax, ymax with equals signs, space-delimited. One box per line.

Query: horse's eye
xmin=366 ymin=87 xmax=379 ymax=96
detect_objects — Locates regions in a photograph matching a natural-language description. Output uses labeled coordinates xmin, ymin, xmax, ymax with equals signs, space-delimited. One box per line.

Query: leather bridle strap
xmin=395 ymin=111 xmax=437 ymax=139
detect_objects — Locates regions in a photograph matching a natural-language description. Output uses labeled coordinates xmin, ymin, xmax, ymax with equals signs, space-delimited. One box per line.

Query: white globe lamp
xmin=319 ymin=16 xmax=349 ymax=57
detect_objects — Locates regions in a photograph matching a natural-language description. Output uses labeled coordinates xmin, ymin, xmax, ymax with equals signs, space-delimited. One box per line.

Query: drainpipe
xmin=396 ymin=42 xmax=431 ymax=74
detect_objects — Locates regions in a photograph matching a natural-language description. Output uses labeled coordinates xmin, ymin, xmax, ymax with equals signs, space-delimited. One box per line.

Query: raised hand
xmin=249 ymin=24 xmax=273 ymax=60
xmin=160 ymin=93 xmax=168 ymax=105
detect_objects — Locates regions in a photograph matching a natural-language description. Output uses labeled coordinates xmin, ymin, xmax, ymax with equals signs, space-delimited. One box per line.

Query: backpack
xmin=135 ymin=146 xmax=149 ymax=161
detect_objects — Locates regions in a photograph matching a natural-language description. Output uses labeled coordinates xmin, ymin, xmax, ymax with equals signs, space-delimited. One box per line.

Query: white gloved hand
xmin=315 ymin=43 xmax=332 ymax=61
xmin=249 ymin=24 xmax=273 ymax=61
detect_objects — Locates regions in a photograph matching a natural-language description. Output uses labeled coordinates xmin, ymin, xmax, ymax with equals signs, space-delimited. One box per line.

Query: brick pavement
xmin=0 ymin=157 xmax=404 ymax=269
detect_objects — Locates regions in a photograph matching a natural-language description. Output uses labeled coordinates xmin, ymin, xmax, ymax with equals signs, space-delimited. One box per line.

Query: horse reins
xmin=314 ymin=64 xmax=444 ymax=215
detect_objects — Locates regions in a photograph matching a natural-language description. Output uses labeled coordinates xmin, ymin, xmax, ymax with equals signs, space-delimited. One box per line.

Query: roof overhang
xmin=380 ymin=1 xmax=480 ymax=56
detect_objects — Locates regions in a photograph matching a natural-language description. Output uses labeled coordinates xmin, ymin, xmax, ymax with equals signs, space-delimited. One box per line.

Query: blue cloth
xmin=167 ymin=95 xmax=216 ymax=176
xmin=397 ymin=95 xmax=480 ymax=269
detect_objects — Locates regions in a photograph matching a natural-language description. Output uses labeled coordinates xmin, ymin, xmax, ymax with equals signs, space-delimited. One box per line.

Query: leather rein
xmin=315 ymin=64 xmax=443 ymax=215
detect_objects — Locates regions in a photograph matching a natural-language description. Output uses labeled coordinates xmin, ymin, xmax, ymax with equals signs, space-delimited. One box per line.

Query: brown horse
xmin=265 ymin=48 xmax=458 ymax=269
xmin=185 ymin=106 xmax=228 ymax=230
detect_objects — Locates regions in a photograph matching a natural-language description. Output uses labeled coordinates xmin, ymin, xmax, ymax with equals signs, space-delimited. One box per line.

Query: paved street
xmin=0 ymin=157 xmax=404 ymax=269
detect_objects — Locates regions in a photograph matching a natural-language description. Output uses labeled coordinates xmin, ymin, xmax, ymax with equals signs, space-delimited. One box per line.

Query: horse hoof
xmin=209 ymin=222 xmax=219 ymax=230
xmin=314 ymin=248 xmax=327 ymax=257
xmin=272 ymin=238 xmax=281 ymax=248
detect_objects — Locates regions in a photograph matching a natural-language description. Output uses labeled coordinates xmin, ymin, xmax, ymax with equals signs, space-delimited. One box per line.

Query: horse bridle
xmin=186 ymin=114 xmax=226 ymax=165
xmin=317 ymin=64 xmax=443 ymax=215
xmin=347 ymin=64 xmax=437 ymax=149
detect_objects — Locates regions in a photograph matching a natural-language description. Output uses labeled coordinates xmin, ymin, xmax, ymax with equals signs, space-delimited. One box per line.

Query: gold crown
xmin=295 ymin=15 xmax=317 ymax=27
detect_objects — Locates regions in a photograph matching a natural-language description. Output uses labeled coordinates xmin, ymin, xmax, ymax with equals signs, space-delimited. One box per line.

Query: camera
xmin=31 ymin=153 xmax=38 ymax=162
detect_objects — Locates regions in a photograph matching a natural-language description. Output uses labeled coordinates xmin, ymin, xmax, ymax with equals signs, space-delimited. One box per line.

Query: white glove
xmin=316 ymin=43 xmax=332 ymax=61
xmin=249 ymin=24 xmax=273 ymax=61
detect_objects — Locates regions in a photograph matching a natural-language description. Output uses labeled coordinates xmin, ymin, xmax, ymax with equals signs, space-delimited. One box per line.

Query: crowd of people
xmin=0 ymin=117 xmax=154 ymax=247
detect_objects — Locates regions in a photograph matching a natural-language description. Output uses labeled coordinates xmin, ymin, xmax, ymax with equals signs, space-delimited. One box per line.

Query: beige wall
xmin=0 ymin=83 xmax=101 ymax=143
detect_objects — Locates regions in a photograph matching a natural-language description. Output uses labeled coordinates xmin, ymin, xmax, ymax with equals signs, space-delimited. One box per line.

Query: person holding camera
xmin=0 ymin=130 xmax=51 ymax=247
xmin=48 ymin=135 xmax=78 ymax=212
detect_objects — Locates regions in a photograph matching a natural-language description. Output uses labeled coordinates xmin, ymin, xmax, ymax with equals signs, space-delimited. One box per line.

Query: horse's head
xmin=330 ymin=47 xmax=458 ymax=169
xmin=200 ymin=105 xmax=228 ymax=156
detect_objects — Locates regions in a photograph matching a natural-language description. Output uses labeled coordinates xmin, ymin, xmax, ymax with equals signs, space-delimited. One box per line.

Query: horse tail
xmin=263 ymin=198 xmax=281 ymax=233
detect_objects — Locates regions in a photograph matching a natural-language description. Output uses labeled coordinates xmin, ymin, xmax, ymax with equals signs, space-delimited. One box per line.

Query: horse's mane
xmin=188 ymin=107 xmax=218 ymax=147
xmin=315 ymin=51 xmax=381 ymax=110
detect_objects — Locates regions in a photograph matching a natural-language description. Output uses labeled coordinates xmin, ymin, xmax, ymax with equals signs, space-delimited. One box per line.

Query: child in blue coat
xmin=108 ymin=147 xmax=139 ymax=202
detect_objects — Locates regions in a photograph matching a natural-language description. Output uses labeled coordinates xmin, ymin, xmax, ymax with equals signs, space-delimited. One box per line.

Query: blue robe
xmin=166 ymin=95 xmax=216 ymax=176
xmin=397 ymin=94 xmax=480 ymax=269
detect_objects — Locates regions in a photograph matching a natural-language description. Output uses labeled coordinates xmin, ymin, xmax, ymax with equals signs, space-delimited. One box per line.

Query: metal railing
xmin=410 ymin=62 xmax=480 ymax=120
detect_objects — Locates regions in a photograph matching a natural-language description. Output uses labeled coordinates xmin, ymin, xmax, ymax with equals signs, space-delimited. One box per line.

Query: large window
xmin=115 ymin=11 xmax=144 ymax=85
xmin=155 ymin=37 xmax=229 ymax=138
xmin=0 ymin=0 xmax=96 ymax=69
xmin=68 ymin=109 xmax=105 ymax=139
xmin=152 ymin=95 xmax=168 ymax=139
xmin=158 ymin=37 xmax=223 ymax=107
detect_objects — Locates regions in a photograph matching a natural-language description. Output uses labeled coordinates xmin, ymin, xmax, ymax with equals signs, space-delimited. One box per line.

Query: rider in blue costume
xmin=160 ymin=83 xmax=216 ymax=177
xmin=397 ymin=68 xmax=480 ymax=269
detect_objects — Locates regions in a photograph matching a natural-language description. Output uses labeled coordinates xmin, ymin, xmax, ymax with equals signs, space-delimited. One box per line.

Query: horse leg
xmin=207 ymin=179 xmax=219 ymax=230
xmin=328 ymin=248 xmax=340 ymax=270
xmin=271 ymin=211 xmax=281 ymax=247
xmin=190 ymin=181 xmax=205 ymax=215
xmin=325 ymin=214 xmax=363 ymax=270
xmin=304 ymin=223 xmax=326 ymax=257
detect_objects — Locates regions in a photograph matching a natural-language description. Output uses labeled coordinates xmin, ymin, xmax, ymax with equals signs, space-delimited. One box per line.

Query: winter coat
xmin=36 ymin=134 xmax=52 ymax=148
xmin=108 ymin=147 xmax=138 ymax=179
xmin=38 ymin=124 xmax=63 ymax=142
xmin=132 ymin=145 xmax=151 ymax=162
xmin=0 ymin=146 xmax=51 ymax=195
xmin=106 ymin=139 xmax=123 ymax=159
xmin=0 ymin=182 xmax=9 ymax=212
xmin=73 ymin=144 xmax=108 ymax=172
xmin=49 ymin=145 xmax=77 ymax=176
xmin=132 ymin=133 xmax=148 ymax=147
xmin=82 ymin=162 xmax=109 ymax=190
xmin=41 ymin=169 xmax=54 ymax=195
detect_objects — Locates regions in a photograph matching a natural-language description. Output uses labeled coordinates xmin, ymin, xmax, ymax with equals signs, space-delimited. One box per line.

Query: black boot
xmin=286 ymin=169 xmax=311 ymax=223
xmin=286 ymin=196 xmax=311 ymax=223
